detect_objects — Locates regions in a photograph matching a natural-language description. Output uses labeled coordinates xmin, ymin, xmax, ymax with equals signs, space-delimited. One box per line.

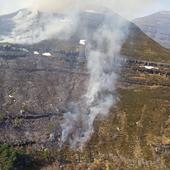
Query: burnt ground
xmin=0 ymin=53 xmax=88 ymax=148
xmin=0 ymin=53 xmax=170 ymax=169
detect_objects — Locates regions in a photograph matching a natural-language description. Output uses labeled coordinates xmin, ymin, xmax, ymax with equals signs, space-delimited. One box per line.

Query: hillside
xmin=30 ymin=11 xmax=170 ymax=63
xmin=0 ymin=9 xmax=170 ymax=63
xmin=134 ymin=11 xmax=170 ymax=49
xmin=0 ymin=9 xmax=170 ymax=170
xmin=122 ymin=23 xmax=170 ymax=62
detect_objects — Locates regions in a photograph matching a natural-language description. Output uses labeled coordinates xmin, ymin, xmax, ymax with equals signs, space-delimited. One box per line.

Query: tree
xmin=0 ymin=144 xmax=32 ymax=170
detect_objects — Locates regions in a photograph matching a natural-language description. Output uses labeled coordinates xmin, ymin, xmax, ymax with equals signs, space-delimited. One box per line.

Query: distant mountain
xmin=0 ymin=8 xmax=127 ymax=45
xmin=121 ymin=23 xmax=170 ymax=62
xmin=31 ymin=10 xmax=170 ymax=63
xmin=0 ymin=9 xmax=170 ymax=62
xmin=134 ymin=11 xmax=170 ymax=49
xmin=0 ymin=8 xmax=67 ymax=44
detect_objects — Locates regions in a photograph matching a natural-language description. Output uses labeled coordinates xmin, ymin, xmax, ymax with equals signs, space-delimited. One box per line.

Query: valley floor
xmin=0 ymin=57 xmax=170 ymax=170
xmin=30 ymin=61 xmax=170 ymax=169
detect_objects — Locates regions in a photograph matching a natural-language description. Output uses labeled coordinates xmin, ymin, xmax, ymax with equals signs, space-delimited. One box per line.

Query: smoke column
xmin=29 ymin=0 xmax=158 ymax=19
xmin=51 ymin=0 xmax=157 ymax=150
xmin=60 ymin=12 xmax=128 ymax=149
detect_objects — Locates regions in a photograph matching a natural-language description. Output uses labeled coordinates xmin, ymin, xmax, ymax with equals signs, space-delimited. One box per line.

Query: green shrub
xmin=13 ymin=117 xmax=22 ymax=128
xmin=0 ymin=144 xmax=32 ymax=170
xmin=0 ymin=113 xmax=5 ymax=123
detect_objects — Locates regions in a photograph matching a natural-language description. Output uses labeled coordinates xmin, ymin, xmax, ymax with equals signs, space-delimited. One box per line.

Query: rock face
xmin=134 ymin=11 xmax=170 ymax=49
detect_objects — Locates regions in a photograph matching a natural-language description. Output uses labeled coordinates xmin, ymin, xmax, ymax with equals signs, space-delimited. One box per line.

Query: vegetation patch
xmin=0 ymin=144 xmax=32 ymax=170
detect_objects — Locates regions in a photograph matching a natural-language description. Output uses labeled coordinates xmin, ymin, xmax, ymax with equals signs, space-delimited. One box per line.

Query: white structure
xmin=34 ymin=51 xmax=39 ymax=55
xmin=79 ymin=39 xmax=86 ymax=60
xmin=42 ymin=52 xmax=52 ymax=57
xmin=79 ymin=40 xmax=86 ymax=45
xmin=9 ymin=95 xmax=14 ymax=98
xmin=144 ymin=66 xmax=159 ymax=70
xmin=140 ymin=65 xmax=159 ymax=70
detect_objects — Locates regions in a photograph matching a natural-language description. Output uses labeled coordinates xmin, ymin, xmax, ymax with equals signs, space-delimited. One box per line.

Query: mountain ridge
xmin=0 ymin=9 xmax=170 ymax=62
xmin=134 ymin=11 xmax=170 ymax=49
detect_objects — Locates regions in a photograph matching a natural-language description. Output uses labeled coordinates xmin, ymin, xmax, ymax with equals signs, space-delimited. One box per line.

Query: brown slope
xmin=121 ymin=23 xmax=170 ymax=63
xmin=31 ymin=12 xmax=170 ymax=63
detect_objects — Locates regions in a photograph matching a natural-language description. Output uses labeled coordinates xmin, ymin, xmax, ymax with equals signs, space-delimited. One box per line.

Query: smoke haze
xmin=60 ymin=11 xmax=128 ymax=149
xmin=29 ymin=0 xmax=158 ymax=19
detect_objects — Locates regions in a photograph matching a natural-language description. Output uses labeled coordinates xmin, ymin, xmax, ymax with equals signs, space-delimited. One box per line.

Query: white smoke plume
xmin=60 ymin=13 xmax=128 ymax=149
xmin=0 ymin=0 xmax=158 ymax=43
xmin=0 ymin=9 xmax=79 ymax=44
xmin=25 ymin=0 xmax=156 ymax=149
xmin=29 ymin=0 xmax=158 ymax=19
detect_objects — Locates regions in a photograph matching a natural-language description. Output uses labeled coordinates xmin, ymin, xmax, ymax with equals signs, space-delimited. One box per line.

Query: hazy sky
xmin=0 ymin=0 xmax=170 ymax=19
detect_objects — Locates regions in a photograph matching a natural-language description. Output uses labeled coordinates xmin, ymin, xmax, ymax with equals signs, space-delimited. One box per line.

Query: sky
xmin=0 ymin=0 xmax=170 ymax=19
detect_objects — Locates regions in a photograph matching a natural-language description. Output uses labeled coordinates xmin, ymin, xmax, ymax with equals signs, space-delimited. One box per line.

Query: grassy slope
xmin=122 ymin=24 xmax=170 ymax=63
xmin=30 ymin=73 xmax=170 ymax=170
